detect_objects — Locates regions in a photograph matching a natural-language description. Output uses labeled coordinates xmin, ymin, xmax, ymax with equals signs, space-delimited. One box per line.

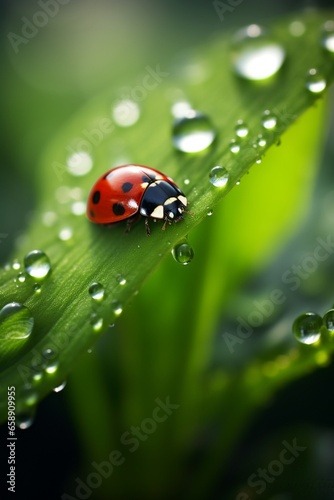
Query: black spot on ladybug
xmin=90 ymin=209 xmax=95 ymax=218
xmin=92 ymin=191 xmax=100 ymax=204
xmin=113 ymin=203 xmax=126 ymax=216
xmin=122 ymin=182 xmax=133 ymax=193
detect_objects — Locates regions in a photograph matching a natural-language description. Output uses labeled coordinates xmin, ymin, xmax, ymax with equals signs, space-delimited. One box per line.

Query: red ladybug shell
xmin=87 ymin=164 xmax=187 ymax=225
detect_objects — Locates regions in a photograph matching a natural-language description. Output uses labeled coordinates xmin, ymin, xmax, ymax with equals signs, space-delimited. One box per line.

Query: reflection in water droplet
xmin=24 ymin=250 xmax=51 ymax=280
xmin=67 ymin=151 xmax=93 ymax=177
xmin=323 ymin=309 xmax=334 ymax=332
xmin=0 ymin=302 xmax=34 ymax=340
xmin=17 ymin=272 xmax=26 ymax=283
xmin=12 ymin=259 xmax=21 ymax=271
xmin=89 ymin=282 xmax=105 ymax=302
xmin=292 ymin=312 xmax=322 ymax=345
xmin=235 ymin=120 xmax=249 ymax=138
xmin=305 ymin=68 xmax=327 ymax=94
xmin=112 ymin=100 xmax=140 ymax=127
xmin=232 ymin=24 xmax=286 ymax=81
xmin=172 ymin=242 xmax=194 ymax=265
xmin=255 ymin=135 xmax=267 ymax=148
xmin=111 ymin=301 xmax=123 ymax=317
xmin=16 ymin=409 xmax=35 ymax=430
xmin=34 ymin=284 xmax=42 ymax=294
xmin=90 ymin=313 xmax=104 ymax=332
xmin=209 ymin=166 xmax=229 ymax=188
xmin=172 ymin=110 xmax=216 ymax=153
xmin=53 ymin=380 xmax=67 ymax=393
xmin=207 ymin=209 xmax=214 ymax=216
xmin=116 ymin=274 xmax=127 ymax=286
xmin=261 ymin=110 xmax=278 ymax=130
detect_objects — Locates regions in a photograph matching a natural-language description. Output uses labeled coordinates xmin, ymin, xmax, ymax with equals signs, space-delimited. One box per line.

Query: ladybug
xmin=87 ymin=164 xmax=188 ymax=235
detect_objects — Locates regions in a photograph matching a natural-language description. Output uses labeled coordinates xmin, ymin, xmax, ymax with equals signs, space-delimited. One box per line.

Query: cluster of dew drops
xmin=1 ymin=19 xmax=334 ymax=428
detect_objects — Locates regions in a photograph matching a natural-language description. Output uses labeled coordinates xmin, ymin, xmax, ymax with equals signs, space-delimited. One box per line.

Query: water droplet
xmin=288 ymin=20 xmax=306 ymax=37
xmin=255 ymin=157 xmax=262 ymax=164
xmin=112 ymin=99 xmax=140 ymax=127
xmin=71 ymin=201 xmax=86 ymax=216
xmin=12 ymin=259 xmax=21 ymax=271
xmin=111 ymin=300 xmax=123 ymax=317
xmin=43 ymin=347 xmax=56 ymax=360
xmin=209 ymin=166 xmax=229 ymax=188
xmin=59 ymin=227 xmax=73 ymax=241
xmin=235 ymin=120 xmax=249 ymax=138
xmin=172 ymin=110 xmax=216 ymax=153
xmin=45 ymin=360 xmax=59 ymax=374
xmin=34 ymin=284 xmax=42 ymax=294
xmin=323 ymin=309 xmax=334 ymax=333
xmin=42 ymin=211 xmax=57 ymax=227
xmin=236 ymin=180 xmax=241 ymax=185
xmin=16 ymin=409 xmax=35 ymax=430
xmin=171 ymin=100 xmax=192 ymax=118
xmin=89 ymin=282 xmax=105 ymax=302
xmin=0 ymin=302 xmax=34 ymax=340
xmin=305 ymin=68 xmax=327 ymax=94
xmin=172 ymin=242 xmax=194 ymax=265
xmin=321 ymin=21 xmax=334 ymax=54
xmin=292 ymin=312 xmax=322 ymax=345
xmin=116 ymin=274 xmax=127 ymax=286
xmin=255 ymin=135 xmax=267 ymax=147
xmin=90 ymin=313 xmax=104 ymax=332
xmin=53 ymin=380 xmax=67 ymax=393
xmin=24 ymin=250 xmax=51 ymax=280
xmin=232 ymin=24 xmax=286 ymax=81
xmin=184 ymin=178 xmax=190 ymax=185
xmin=17 ymin=272 xmax=26 ymax=283
xmin=67 ymin=151 xmax=93 ymax=177
xmin=229 ymin=139 xmax=241 ymax=153
xmin=207 ymin=209 xmax=214 ymax=216
xmin=261 ymin=110 xmax=278 ymax=130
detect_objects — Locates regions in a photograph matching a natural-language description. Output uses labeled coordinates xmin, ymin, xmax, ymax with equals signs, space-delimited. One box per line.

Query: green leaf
xmin=1 ymin=10 xmax=334 ymax=423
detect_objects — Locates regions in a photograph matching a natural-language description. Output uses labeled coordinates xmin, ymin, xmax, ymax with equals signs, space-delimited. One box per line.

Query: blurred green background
xmin=1 ymin=1 xmax=334 ymax=499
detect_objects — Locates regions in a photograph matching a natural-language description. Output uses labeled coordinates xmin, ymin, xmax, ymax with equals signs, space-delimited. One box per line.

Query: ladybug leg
xmin=145 ymin=218 xmax=151 ymax=236
xmin=125 ymin=215 xmax=138 ymax=234
xmin=162 ymin=218 xmax=168 ymax=231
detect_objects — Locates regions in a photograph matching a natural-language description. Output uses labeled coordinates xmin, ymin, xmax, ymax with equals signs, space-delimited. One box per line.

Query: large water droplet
xmin=209 ymin=166 xmax=229 ymax=188
xmin=24 ymin=250 xmax=51 ymax=280
xmin=232 ymin=24 xmax=286 ymax=81
xmin=321 ymin=21 xmax=334 ymax=54
xmin=112 ymin=99 xmax=140 ymax=127
xmin=305 ymin=68 xmax=327 ymax=94
xmin=0 ymin=302 xmax=34 ymax=340
xmin=323 ymin=309 xmax=334 ymax=333
xmin=292 ymin=312 xmax=322 ymax=345
xmin=67 ymin=151 xmax=93 ymax=177
xmin=172 ymin=110 xmax=216 ymax=153
xmin=172 ymin=242 xmax=194 ymax=265
xmin=89 ymin=282 xmax=105 ymax=302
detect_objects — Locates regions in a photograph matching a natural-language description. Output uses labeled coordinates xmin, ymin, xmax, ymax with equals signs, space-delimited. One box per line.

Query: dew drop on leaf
xmin=0 ymin=302 xmax=34 ymax=340
xmin=90 ymin=313 xmax=104 ymax=332
xmin=305 ymin=68 xmax=327 ymax=94
xmin=12 ymin=259 xmax=20 ymax=271
xmin=116 ymin=274 xmax=127 ymax=286
xmin=172 ymin=110 xmax=216 ymax=153
xmin=112 ymin=99 xmax=140 ymax=127
xmin=67 ymin=151 xmax=93 ymax=177
xmin=16 ymin=409 xmax=36 ymax=430
xmin=17 ymin=272 xmax=26 ymax=283
xmin=235 ymin=120 xmax=249 ymax=138
xmin=323 ymin=309 xmax=334 ymax=333
xmin=53 ymin=380 xmax=67 ymax=393
xmin=229 ymin=139 xmax=241 ymax=154
xmin=321 ymin=20 xmax=334 ymax=54
xmin=24 ymin=250 xmax=51 ymax=280
xmin=292 ymin=312 xmax=322 ymax=345
xmin=209 ymin=166 xmax=229 ymax=188
xmin=89 ymin=282 xmax=105 ymax=302
xmin=232 ymin=24 xmax=286 ymax=81
xmin=171 ymin=242 xmax=194 ymax=265
xmin=261 ymin=110 xmax=278 ymax=130
xmin=111 ymin=300 xmax=123 ymax=317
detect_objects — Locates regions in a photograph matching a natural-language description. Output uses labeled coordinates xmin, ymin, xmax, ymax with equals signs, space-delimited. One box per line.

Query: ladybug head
xmin=163 ymin=195 xmax=187 ymax=222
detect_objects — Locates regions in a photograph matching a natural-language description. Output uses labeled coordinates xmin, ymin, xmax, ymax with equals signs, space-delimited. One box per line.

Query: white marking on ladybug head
xmin=178 ymin=195 xmax=187 ymax=206
xmin=168 ymin=211 xmax=175 ymax=219
xmin=164 ymin=197 xmax=177 ymax=206
xmin=150 ymin=205 xmax=164 ymax=219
